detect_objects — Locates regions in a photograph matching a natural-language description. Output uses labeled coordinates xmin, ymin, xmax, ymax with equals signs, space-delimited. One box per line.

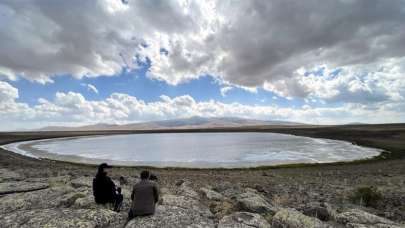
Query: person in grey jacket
xmin=128 ymin=170 xmax=159 ymax=220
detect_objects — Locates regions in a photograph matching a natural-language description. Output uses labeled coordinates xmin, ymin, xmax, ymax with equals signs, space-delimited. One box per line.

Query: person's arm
xmin=131 ymin=188 xmax=135 ymax=200
xmin=92 ymin=178 xmax=97 ymax=197
xmin=153 ymin=184 xmax=159 ymax=204
xmin=107 ymin=177 xmax=117 ymax=197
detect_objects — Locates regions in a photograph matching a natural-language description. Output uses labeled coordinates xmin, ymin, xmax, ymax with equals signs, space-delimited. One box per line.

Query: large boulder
xmin=0 ymin=208 xmax=125 ymax=228
xmin=336 ymin=209 xmax=401 ymax=228
xmin=218 ymin=212 xmax=271 ymax=228
xmin=200 ymin=187 xmax=225 ymax=201
xmin=0 ymin=181 xmax=49 ymax=195
xmin=272 ymin=208 xmax=332 ymax=228
xmin=125 ymin=205 xmax=215 ymax=228
xmin=236 ymin=189 xmax=278 ymax=215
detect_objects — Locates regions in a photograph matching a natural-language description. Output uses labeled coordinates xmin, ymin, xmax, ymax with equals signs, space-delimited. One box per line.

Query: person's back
xmin=130 ymin=171 xmax=159 ymax=217
xmin=93 ymin=173 xmax=115 ymax=204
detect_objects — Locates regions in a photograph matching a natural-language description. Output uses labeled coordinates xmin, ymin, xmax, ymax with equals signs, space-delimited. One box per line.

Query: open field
xmin=0 ymin=124 xmax=405 ymax=226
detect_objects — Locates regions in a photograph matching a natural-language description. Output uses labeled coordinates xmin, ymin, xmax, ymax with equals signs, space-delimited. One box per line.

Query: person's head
xmin=140 ymin=170 xmax=150 ymax=180
xmin=97 ymin=163 xmax=112 ymax=176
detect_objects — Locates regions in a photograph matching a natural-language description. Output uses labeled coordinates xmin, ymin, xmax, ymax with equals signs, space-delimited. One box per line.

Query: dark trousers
xmin=127 ymin=209 xmax=153 ymax=221
xmin=113 ymin=193 xmax=123 ymax=212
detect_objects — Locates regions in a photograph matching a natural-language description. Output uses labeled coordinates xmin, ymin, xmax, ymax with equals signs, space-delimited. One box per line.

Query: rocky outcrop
xmin=0 ymin=166 xmax=403 ymax=228
xmin=218 ymin=212 xmax=271 ymax=228
xmin=336 ymin=209 xmax=402 ymax=228
xmin=0 ymin=181 xmax=49 ymax=194
xmin=272 ymin=208 xmax=332 ymax=228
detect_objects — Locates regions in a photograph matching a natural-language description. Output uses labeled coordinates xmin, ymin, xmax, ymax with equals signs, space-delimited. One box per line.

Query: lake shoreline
xmin=1 ymin=131 xmax=383 ymax=169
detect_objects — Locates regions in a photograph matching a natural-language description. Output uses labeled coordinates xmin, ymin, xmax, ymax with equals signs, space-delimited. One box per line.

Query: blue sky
xmin=8 ymin=62 xmax=307 ymax=109
xmin=0 ymin=0 xmax=404 ymax=130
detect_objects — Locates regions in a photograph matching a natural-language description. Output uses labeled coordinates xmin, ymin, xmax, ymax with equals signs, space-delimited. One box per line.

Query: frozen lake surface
xmin=2 ymin=133 xmax=382 ymax=168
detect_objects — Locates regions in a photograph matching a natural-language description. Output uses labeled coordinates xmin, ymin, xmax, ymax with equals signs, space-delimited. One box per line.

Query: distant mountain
xmin=37 ymin=116 xmax=304 ymax=131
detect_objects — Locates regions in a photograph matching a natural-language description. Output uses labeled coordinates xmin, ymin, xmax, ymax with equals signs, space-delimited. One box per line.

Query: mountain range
xmin=38 ymin=117 xmax=303 ymax=131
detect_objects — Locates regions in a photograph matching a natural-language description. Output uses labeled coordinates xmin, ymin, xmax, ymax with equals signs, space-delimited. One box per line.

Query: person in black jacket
xmin=93 ymin=163 xmax=123 ymax=212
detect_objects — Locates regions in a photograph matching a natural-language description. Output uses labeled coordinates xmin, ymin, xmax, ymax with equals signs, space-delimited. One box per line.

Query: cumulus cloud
xmin=0 ymin=0 xmax=195 ymax=83
xmin=1 ymin=81 xmax=405 ymax=131
xmin=1 ymin=0 xmax=404 ymax=105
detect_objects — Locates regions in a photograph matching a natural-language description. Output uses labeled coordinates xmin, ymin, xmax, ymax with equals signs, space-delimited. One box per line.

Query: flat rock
xmin=0 ymin=181 xmax=49 ymax=195
xmin=336 ymin=209 xmax=399 ymax=227
xmin=125 ymin=204 xmax=215 ymax=228
xmin=0 ymin=208 xmax=125 ymax=228
xmin=272 ymin=208 xmax=332 ymax=228
xmin=236 ymin=189 xmax=278 ymax=214
xmin=0 ymin=168 xmax=22 ymax=182
xmin=218 ymin=212 xmax=271 ymax=228
xmin=71 ymin=176 xmax=93 ymax=188
xmin=162 ymin=194 xmax=213 ymax=218
xmin=0 ymin=186 xmax=77 ymax=214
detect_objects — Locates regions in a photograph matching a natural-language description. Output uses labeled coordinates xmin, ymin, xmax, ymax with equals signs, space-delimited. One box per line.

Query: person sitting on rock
xmin=92 ymin=163 xmax=123 ymax=212
xmin=128 ymin=170 xmax=159 ymax=220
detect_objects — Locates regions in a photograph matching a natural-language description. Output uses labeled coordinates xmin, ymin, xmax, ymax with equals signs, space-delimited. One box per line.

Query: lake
xmin=2 ymin=132 xmax=382 ymax=168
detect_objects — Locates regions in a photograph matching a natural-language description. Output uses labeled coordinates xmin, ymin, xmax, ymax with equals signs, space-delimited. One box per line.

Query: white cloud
xmin=0 ymin=80 xmax=18 ymax=102
xmin=1 ymin=0 xmax=404 ymax=105
xmin=1 ymin=81 xmax=405 ymax=131
xmin=81 ymin=83 xmax=99 ymax=94
xmin=220 ymin=86 xmax=233 ymax=97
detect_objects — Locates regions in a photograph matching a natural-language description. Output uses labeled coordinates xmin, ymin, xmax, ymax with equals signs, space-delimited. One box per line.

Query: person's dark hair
xmin=97 ymin=163 xmax=112 ymax=176
xmin=140 ymin=170 xmax=150 ymax=180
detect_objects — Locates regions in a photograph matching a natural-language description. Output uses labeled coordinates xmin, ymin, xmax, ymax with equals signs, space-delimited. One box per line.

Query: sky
xmin=1 ymin=0 xmax=405 ymax=131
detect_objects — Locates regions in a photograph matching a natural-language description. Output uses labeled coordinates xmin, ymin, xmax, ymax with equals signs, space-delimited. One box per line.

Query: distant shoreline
xmin=2 ymin=124 xmax=405 ymax=169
